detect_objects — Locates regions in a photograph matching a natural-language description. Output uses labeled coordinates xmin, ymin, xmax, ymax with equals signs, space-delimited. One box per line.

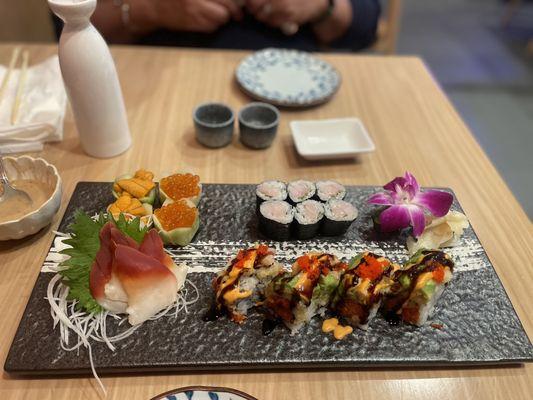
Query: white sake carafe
xmin=48 ymin=0 xmax=132 ymax=158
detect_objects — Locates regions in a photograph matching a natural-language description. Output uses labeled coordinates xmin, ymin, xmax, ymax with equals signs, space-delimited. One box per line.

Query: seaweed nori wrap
xmin=294 ymin=200 xmax=324 ymax=240
xmin=321 ymin=199 xmax=358 ymax=236
xmin=258 ymin=200 xmax=294 ymax=241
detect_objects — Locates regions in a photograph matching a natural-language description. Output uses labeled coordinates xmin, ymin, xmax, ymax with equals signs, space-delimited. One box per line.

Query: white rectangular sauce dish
xmin=290 ymin=118 xmax=375 ymax=160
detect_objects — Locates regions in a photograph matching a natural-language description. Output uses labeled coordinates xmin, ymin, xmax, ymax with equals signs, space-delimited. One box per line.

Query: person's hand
xmin=149 ymin=0 xmax=243 ymax=33
xmin=246 ymin=0 xmax=328 ymax=28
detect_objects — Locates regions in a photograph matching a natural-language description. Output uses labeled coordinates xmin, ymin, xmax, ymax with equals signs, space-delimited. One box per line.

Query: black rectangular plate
xmin=5 ymin=182 xmax=533 ymax=375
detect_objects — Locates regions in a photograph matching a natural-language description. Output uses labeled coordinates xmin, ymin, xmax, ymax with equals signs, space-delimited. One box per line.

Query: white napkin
xmin=0 ymin=55 xmax=66 ymax=154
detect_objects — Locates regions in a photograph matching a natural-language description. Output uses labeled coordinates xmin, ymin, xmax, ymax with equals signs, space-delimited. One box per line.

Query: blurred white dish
xmin=0 ymin=56 xmax=66 ymax=154
xmin=236 ymin=48 xmax=341 ymax=107
xmin=290 ymin=118 xmax=375 ymax=160
xmin=0 ymin=156 xmax=62 ymax=240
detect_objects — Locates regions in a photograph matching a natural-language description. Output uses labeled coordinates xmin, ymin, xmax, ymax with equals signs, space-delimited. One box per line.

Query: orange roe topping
xmin=235 ymin=250 xmax=246 ymax=261
xmin=432 ymin=265 xmax=445 ymax=283
xmin=297 ymin=255 xmax=311 ymax=270
xmin=154 ymin=200 xmax=197 ymax=231
xmin=160 ymin=173 xmax=200 ymax=201
xmin=356 ymin=255 xmax=389 ymax=281
xmin=257 ymin=244 xmax=269 ymax=257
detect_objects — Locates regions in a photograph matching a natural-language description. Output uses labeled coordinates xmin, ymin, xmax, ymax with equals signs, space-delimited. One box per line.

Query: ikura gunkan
xmin=159 ymin=172 xmax=202 ymax=206
xmin=331 ymin=252 xmax=399 ymax=330
xmin=207 ymin=244 xmax=283 ymax=323
xmin=264 ymin=253 xmax=348 ymax=334
xmin=382 ymin=249 xmax=454 ymax=326
xmin=153 ymin=199 xmax=200 ymax=246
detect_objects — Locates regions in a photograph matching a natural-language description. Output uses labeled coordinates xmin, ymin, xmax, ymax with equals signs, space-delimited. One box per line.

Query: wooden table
xmin=1 ymin=44 xmax=531 ymax=400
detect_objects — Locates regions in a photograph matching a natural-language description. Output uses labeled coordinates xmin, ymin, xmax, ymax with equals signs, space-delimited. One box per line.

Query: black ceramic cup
xmin=238 ymin=102 xmax=280 ymax=149
xmin=193 ymin=102 xmax=234 ymax=148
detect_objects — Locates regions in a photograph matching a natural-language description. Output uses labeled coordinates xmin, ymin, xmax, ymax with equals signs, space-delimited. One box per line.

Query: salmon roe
xmin=356 ymin=255 xmax=389 ymax=281
xmin=160 ymin=173 xmax=200 ymax=201
xmin=432 ymin=265 xmax=445 ymax=283
xmin=154 ymin=200 xmax=197 ymax=231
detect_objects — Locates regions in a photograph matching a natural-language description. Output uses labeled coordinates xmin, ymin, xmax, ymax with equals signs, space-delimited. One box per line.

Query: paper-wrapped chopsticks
xmin=0 ymin=47 xmax=30 ymax=125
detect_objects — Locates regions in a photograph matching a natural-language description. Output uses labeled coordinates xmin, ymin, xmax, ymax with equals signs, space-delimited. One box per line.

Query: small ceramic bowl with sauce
xmin=0 ymin=156 xmax=62 ymax=241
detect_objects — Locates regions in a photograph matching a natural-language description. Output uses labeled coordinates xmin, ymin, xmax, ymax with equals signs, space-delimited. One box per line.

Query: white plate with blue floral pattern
xmin=151 ymin=386 xmax=258 ymax=400
xmin=236 ymin=48 xmax=341 ymax=107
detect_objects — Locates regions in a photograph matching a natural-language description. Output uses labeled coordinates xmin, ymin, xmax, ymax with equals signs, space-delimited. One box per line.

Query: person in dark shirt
xmin=56 ymin=0 xmax=380 ymax=52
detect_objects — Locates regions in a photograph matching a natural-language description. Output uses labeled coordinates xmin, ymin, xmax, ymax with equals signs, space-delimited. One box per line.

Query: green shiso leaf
xmin=58 ymin=210 xmax=148 ymax=314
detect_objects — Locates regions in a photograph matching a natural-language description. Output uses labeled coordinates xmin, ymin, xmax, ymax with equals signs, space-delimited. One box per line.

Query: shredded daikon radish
xmin=45 ymin=272 xmax=199 ymax=398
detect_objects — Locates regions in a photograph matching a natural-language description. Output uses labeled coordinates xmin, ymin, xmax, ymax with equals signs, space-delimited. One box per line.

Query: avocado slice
xmin=399 ymin=274 xmax=411 ymax=288
xmin=421 ymin=280 xmax=437 ymax=299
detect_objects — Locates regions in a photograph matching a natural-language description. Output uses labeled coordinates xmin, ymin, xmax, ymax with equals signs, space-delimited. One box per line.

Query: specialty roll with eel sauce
xmin=264 ymin=252 xmax=348 ymax=334
xmin=331 ymin=252 xmax=399 ymax=330
xmin=382 ymin=249 xmax=454 ymax=326
xmin=209 ymin=244 xmax=283 ymax=323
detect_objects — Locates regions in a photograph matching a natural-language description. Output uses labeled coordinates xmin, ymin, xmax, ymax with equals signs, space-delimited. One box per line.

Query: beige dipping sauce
xmin=0 ymin=179 xmax=51 ymax=223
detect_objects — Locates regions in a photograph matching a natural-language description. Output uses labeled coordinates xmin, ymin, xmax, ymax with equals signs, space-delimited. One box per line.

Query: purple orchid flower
xmin=368 ymin=172 xmax=453 ymax=237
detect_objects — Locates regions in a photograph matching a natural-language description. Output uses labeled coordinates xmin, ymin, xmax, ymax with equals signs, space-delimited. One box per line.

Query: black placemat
xmin=5 ymin=182 xmax=533 ymax=375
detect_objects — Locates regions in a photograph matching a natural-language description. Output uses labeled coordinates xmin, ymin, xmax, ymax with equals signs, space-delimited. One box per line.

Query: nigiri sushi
xmin=209 ymin=244 xmax=283 ymax=323
xmin=265 ymin=252 xmax=347 ymax=334
xmin=382 ymin=249 xmax=454 ymax=326
xmin=331 ymin=252 xmax=399 ymax=330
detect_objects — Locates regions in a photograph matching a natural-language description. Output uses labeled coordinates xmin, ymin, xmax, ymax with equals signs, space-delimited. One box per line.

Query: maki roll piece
xmin=331 ymin=252 xmax=399 ymax=330
xmin=265 ymin=252 xmax=348 ymax=334
xmin=209 ymin=244 xmax=283 ymax=324
xmin=287 ymin=180 xmax=316 ymax=204
xmin=315 ymin=180 xmax=346 ymax=202
xmin=382 ymin=249 xmax=454 ymax=326
xmin=321 ymin=199 xmax=358 ymax=236
xmin=294 ymin=200 xmax=324 ymax=240
xmin=256 ymin=180 xmax=287 ymax=209
xmin=259 ymin=200 xmax=294 ymax=241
